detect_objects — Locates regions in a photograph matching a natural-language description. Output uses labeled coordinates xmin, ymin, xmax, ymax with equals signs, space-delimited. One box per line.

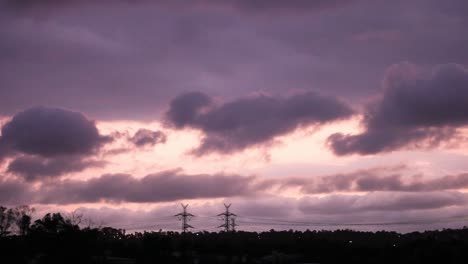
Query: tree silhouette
xmin=30 ymin=213 xmax=78 ymax=234
xmin=13 ymin=205 xmax=35 ymax=236
xmin=0 ymin=206 xmax=14 ymax=237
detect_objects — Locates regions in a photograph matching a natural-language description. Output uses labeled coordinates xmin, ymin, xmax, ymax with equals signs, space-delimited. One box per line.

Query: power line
xmin=235 ymin=215 xmax=468 ymax=227
xmin=106 ymin=216 xmax=174 ymax=225
xmin=83 ymin=205 xmax=468 ymax=232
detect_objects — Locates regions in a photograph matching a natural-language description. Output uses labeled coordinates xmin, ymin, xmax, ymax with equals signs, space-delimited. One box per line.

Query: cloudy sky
xmin=1 ymin=0 xmax=468 ymax=232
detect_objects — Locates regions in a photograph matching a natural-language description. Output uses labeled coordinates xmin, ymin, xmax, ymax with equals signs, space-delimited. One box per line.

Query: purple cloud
xmin=1 ymin=0 xmax=353 ymax=13
xmin=328 ymin=63 xmax=468 ymax=155
xmin=38 ymin=170 xmax=258 ymax=204
xmin=165 ymin=92 xmax=212 ymax=129
xmin=166 ymin=91 xmax=354 ymax=155
xmin=1 ymin=1 xmax=467 ymax=121
xmin=0 ymin=107 xmax=111 ymax=180
xmin=0 ymin=177 xmax=32 ymax=205
xmin=7 ymin=155 xmax=104 ymax=182
xmin=0 ymin=106 xmax=110 ymax=157
xmin=298 ymin=191 xmax=468 ymax=214
xmin=129 ymin=129 xmax=166 ymax=147
xmin=276 ymin=167 xmax=468 ymax=194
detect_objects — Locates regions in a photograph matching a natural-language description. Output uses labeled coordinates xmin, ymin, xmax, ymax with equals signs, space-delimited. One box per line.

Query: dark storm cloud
xmin=0 ymin=106 xmax=111 ymax=158
xmin=129 ymin=129 xmax=166 ymax=147
xmin=7 ymin=155 xmax=104 ymax=182
xmin=328 ymin=63 xmax=468 ymax=155
xmin=39 ymin=170 xmax=258 ymax=204
xmin=166 ymin=91 xmax=353 ymax=154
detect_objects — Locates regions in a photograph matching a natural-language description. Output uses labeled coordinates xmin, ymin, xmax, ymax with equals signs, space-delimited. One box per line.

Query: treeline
xmin=0 ymin=205 xmax=35 ymax=236
xmin=1 ymin=206 xmax=468 ymax=263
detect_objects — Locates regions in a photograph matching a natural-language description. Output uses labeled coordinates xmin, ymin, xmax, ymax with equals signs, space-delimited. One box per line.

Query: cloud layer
xmin=39 ymin=170 xmax=257 ymax=204
xmin=276 ymin=167 xmax=468 ymax=194
xmin=166 ymin=91 xmax=353 ymax=155
xmin=2 ymin=0 xmax=467 ymax=120
xmin=7 ymin=156 xmax=104 ymax=182
xmin=2 ymin=164 xmax=468 ymax=232
xmin=298 ymin=191 xmax=468 ymax=214
xmin=3 ymin=166 xmax=468 ymax=206
xmin=1 ymin=0 xmax=352 ymax=13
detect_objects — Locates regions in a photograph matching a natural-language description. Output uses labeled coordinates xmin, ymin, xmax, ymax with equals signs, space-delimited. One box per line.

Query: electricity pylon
xmin=218 ymin=203 xmax=237 ymax=232
xmin=175 ymin=204 xmax=194 ymax=233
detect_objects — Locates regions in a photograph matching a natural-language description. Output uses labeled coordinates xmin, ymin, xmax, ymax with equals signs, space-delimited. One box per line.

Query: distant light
xmin=349 ymin=240 xmax=352 ymax=243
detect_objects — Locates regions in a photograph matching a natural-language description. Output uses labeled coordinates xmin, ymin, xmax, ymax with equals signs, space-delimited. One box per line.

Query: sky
xmin=1 ymin=0 xmax=468 ymax=233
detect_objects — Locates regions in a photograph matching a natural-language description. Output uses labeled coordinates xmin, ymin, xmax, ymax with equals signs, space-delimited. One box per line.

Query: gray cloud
xmin=328 ymin=63 xmax=468 ymax=155
xmin=166 ymin=91 xmax=354 ymax=155
xmin=129 ymin=129 xmax=166 ymax=147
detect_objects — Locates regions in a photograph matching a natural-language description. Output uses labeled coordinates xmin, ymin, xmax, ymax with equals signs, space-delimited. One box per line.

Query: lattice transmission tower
xmin=218 ymin=203 xmax=237 ymax=232
xmin=175 ymin=204 xmax=194 ymax=233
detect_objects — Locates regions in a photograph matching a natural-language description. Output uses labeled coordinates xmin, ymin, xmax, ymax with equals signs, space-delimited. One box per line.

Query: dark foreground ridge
xmin=2 ymin=208 xmax=468 ymax=263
